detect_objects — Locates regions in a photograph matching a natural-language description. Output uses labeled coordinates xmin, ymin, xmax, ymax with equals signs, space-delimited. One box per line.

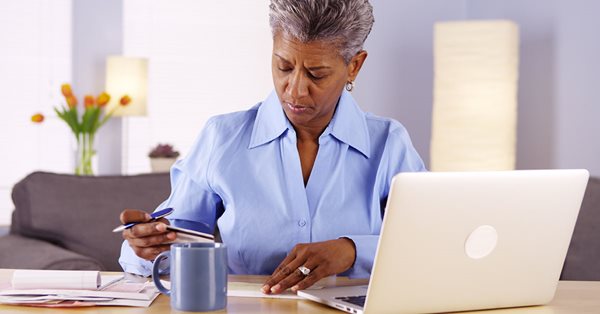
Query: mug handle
xmin=152 ymin=251 xmax=171 ymax=296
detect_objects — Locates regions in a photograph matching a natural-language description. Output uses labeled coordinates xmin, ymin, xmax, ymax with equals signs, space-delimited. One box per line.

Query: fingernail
xmin=271 ymin=284 xmax=281 ymax=293
xmin=291 ymin=285 xmax=299 ymax=292
xmin=167 ymin=232 xmax=176 ymax=240
xmin=156 ymin=223 xmax=166 ymax=232
xmin=144 ymin=213 xmax=152 ymax=220
xmin=261 ymin=285 xmax=270 ymax=293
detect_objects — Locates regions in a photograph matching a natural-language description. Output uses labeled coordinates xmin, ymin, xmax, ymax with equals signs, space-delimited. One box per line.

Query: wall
xmin=0 ymin=0 xmax=72 ymax=225
xmin=72 ymin=0 xmax=124 ymax=175
xmin=353 ymin=0 xmax=466 ymax=167
xmin=355 ymin=0 xmax=600 ymax=175
xmin=121 ymin=0 xmax=273 ymax=175
xmin=554 ymin=0 xmax=600 ymax=175
xmin=66 ymin=0 xmax=600 ymax=176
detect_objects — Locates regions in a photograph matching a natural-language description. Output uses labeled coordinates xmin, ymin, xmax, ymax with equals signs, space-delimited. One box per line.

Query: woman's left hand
xmin=261 ymin=238 xmax=356 ymax=294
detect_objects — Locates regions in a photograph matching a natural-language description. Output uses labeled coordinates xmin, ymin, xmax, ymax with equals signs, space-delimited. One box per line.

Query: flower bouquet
xmin=31 ymin=84 xmax=131 ymax=175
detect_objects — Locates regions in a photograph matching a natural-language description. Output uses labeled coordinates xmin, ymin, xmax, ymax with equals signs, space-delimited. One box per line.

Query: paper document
xmin=11 ymin=270 xmax=100 ymax=290
xmin=158 ymin=279 xmax=324 ymax=300
xmin=0 ymin=271 xmax=159 ymax=308
xmin=228 ymin=282 xmax=306 ymax=299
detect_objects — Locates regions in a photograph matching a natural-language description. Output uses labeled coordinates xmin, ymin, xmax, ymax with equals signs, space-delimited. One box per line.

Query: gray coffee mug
xmin=152 ymin=243 xmax=228 ymax=312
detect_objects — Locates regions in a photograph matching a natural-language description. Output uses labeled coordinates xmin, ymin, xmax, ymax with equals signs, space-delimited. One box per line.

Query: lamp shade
xmin=105 ymin=56 xmax=148 ymax=116
xmin=430 ymin=20 xmax=519 ymax=171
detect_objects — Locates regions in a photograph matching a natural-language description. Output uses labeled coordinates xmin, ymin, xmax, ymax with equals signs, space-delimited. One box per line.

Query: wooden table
xmin=1 ymin=269 xmax=599 ymax=313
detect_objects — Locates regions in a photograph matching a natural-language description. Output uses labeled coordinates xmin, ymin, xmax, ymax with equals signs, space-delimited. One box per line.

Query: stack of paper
xmin=0 ymin=270 xmax=159 ymax=308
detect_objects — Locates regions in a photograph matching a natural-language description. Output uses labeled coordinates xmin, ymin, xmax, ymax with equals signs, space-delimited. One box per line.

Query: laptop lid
xmin=363 ymin=169 xmax=589 ymax=314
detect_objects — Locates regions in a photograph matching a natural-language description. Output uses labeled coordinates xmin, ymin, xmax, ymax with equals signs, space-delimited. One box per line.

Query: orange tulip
xmin=84 ymin=95 xmax=95 ymax=108
xmin=66 ymin=95 xmax=78 ymax=108
xmin=61 ymin=83 xmax=73 ymax=97
xmin=31 ymin=113 xmax=45 ymax=123
xmin=96 ymin=92 xmax=110 ymax=107
xmin=119 ymin=95 xmax=132 ymax=106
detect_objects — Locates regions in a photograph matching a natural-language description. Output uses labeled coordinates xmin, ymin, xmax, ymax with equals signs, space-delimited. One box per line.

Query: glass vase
xmin=75 ymin=132 xmax=96 ymax=176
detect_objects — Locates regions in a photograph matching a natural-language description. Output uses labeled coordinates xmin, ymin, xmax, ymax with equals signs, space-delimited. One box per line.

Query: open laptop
xmin=298 ymin=169 xmax=589 ymax=314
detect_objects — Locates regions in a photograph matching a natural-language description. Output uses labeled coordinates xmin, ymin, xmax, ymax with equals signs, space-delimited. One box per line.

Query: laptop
xmin=298 ymin=169 xmax=589 ymax=314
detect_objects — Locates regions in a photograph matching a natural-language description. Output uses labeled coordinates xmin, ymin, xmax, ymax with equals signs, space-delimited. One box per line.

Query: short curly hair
xmin=269 ymin=0 xmax=374 ymax=64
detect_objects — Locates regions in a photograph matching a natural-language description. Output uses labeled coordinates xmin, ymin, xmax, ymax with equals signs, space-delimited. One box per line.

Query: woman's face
xmin=272 ymin=32 xmax=366 ymax=132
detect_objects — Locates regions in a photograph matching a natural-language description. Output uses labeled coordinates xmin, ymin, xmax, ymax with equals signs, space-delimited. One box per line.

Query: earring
xmin=345 ymin=81 xmax=354 ymax=92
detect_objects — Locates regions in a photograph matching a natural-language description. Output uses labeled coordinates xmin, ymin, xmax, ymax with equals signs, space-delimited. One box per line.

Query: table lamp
xmin=430 ymin=20 xmax=519 ymax=171
xmin=105 ymin=56 xmax=148 ymax=173
xmin=105 ymin=56 xmax=148 ymax=116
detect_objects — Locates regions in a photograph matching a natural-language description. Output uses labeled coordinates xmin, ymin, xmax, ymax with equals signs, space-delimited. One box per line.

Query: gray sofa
xmin=0 ymin=172 xmax=170 ymax=271
xmin=0 ymin=172 xmax=598 ymax=279
xmin=561 ymin=176 xmax=600 ymax=280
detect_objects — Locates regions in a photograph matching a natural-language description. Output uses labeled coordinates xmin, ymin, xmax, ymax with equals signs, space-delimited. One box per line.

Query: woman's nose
xmin=286 ymin=72 xmax=309 ymax=99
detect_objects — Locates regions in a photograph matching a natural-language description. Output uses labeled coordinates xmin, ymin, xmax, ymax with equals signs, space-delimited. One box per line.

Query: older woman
xmin=119 ymin=0 xmax=425 ymax=294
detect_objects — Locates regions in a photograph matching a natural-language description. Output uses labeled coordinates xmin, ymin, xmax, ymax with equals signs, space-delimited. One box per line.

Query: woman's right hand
xmin=120 ymin=209 xmax=177 ymax=261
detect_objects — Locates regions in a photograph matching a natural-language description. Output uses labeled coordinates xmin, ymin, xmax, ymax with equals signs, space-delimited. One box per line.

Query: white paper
xmin=98 ymin=275 xmax=124 ymax=290
xmin=0 ymin=274 xmax=160 ymax=308
xmin=228 ymin=282 xmax=303 ymax=299
xmin=11 ymin=270 xmax=100 ymax=290
xmin=158 ymin=279 xmax=323 ymax=300
xmin=165 ymin=225 xmax=215 ymax=244
xmin=0 ymin=287 xmax=154 ymax=301
xmin=0 ymin=295 xmax=114 ymax=302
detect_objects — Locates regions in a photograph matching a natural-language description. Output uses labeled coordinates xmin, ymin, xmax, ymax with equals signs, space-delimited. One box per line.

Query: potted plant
xmin=149 ymin=143 xmax=180 ymax=173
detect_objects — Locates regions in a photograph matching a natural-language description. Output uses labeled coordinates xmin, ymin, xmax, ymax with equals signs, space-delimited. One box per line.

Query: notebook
xmin=298 ymin=169 xmax=589 ymax=314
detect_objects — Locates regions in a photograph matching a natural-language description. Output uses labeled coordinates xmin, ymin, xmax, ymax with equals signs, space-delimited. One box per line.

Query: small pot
xmin=150 ymin=157 xmax=177 ymax=173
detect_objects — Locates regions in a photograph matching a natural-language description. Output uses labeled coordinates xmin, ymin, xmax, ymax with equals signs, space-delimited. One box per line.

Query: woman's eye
xmin=308 ymin=72 xmax=324 ymax=80
xmin=278 ymin=67 xmax=292 ymax=72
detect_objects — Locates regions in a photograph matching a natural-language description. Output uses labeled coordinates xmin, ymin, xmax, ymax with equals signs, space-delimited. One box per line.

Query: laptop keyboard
xmin=335 ymin=295 xmax=366 ymax=307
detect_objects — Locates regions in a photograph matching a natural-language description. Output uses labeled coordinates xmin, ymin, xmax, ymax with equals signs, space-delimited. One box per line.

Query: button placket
xmin=281 ymin=131 xmax=311 ymax=243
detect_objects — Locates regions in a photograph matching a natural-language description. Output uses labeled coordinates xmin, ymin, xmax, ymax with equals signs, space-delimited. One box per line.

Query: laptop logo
xmin=465 ymin=225 xmax=498 ymax=259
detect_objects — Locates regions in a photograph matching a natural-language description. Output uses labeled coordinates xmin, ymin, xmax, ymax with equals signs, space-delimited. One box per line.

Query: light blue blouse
xmin=119 ymin=90 xmax=425 ymax=278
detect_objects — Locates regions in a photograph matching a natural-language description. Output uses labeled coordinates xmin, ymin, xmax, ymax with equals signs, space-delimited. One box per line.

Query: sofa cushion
xmin=562 ymin=176 xmax=600 ymax=280
xmin=0 ymin=234 xmax=103 ymax=270
xmin=11 ymin=171 xmax=170 ymax=271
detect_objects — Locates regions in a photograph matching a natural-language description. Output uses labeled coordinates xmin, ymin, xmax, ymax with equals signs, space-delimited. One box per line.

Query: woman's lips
xmin=286 ymin=102 xmax=308 ymax=114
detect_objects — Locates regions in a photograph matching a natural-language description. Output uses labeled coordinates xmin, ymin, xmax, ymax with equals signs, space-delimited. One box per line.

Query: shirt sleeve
xmin=118 ymin=240 xmax=156 ymax=276
xmin=342 ymin=124 xmax=426 ymax=278
xmin=118 ymin=118 xmax=223 ymax=275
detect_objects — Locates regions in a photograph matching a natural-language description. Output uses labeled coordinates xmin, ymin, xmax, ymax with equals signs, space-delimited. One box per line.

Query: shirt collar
xmin=326 ymin=90 xmax=370 ymax=158
xmin=249 ymin=91 xmax=290 ymax=149
xmin=249 ymin=90 xmax=370 ymax=158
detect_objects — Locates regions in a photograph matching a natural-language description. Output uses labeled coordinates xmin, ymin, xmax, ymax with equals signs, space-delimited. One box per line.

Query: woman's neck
xmin=293 ymin=123 xmax=326 ymax=142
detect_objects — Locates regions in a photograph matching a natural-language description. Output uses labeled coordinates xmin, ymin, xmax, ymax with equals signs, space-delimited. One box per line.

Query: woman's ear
xmin=347 ymin=50 xmax=368 ymax=82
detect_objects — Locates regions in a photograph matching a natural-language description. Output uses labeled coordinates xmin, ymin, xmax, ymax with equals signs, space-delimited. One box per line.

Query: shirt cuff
xmin=118 ymin=241 xmax=169 ymax=277
xmin=339 ymin=235 xmax=379 ymax=278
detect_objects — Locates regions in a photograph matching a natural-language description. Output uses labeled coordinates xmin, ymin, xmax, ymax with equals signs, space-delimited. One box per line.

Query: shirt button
xmin=298 ymin=219 xmax=307 ymax=227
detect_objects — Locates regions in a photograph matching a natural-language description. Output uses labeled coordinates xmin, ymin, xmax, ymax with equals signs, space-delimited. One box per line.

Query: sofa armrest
xmin=561 ymin=177 xmax=600 ymax=280
xmin=0 ymin=234 xmax=103 ymax=270
xmin=10 ymin=171 xmax=170 ymax=271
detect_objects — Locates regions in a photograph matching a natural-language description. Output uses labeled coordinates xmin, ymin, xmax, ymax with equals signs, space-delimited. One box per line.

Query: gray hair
xmin=269 ymin=0 xmax=374 ymax=64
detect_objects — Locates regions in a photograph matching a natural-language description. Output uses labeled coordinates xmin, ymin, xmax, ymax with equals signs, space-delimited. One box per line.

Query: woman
xmin=119 ymin=0 xmax=425 ymax=294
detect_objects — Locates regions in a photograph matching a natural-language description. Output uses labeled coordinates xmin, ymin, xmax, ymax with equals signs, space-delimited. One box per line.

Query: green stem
xmin=86 ymin=133 xmax=95 ymax=175
xmin=75 ymin=133 xmax=82 ymax=175
xmin=75 ymin=132 xmax=95 ymax=176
